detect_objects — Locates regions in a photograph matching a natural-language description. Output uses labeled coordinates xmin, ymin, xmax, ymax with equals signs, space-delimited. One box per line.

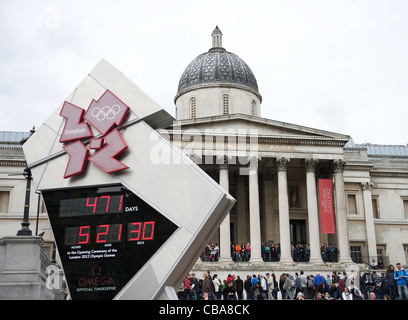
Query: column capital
xmin=276 ymin=157 xmax=289 ymax=171
xmin=304 ymin=159 xmax=318 ymax=172
xmin=249 ymin=156 xmax=261 ymax=169
xmin=361 ymin=181 xmax=374 ymax=191
xmin=217 ymin=155 xmax=230 ymax=168
xmin=333 ymin=160 xmax=346 ymax=173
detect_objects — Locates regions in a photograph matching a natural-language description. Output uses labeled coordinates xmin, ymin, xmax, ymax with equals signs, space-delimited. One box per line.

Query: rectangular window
xmin=350 ymin=246 xmax=362 ymax=263
xmin=0 ymin=191 xmax=10 ymax=213
xmin=347 ymin=194 xmax=357 ymax=215
xmin=404 ymin=200 xmax=408 ymax=220
xmin=190 ymin=97 xmax=197 ymax=119
xmin=372 ymin=198 xmax=379 ymax=219
xmin=223 ymin=95 xmax=229 ymax=115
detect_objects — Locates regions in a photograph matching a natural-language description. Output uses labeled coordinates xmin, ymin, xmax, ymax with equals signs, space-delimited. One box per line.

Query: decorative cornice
xmin=0 ymin=160 xmax=26 ymax=167
xmin=370 ymin=171 xmax=408 ymax=178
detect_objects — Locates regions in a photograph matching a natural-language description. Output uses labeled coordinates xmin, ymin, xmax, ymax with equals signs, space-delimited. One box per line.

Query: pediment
xmin=169 ymin=113 xmax=350 ymax=145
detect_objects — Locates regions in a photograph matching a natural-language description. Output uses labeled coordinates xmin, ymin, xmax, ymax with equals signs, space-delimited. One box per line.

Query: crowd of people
xmin=199 ymin=242 xmax=339 ymax=263
xmin=178 ymin=263 xmax=408 ymax=300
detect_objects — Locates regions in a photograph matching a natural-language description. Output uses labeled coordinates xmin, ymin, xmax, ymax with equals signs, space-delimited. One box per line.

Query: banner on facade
xmin=318 ymin=179 xmax=335 ymax=234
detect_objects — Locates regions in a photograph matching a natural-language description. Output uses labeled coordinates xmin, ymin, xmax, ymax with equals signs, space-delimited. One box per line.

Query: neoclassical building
xmin=165 ymin=26 xmax=408 ymax=270
xmin=1 ymin=27 xmax=408 ymax=276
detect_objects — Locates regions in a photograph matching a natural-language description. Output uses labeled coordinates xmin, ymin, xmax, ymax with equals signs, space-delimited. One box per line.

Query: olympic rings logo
xmin=91 ymin=104 xmax=121 ymax=121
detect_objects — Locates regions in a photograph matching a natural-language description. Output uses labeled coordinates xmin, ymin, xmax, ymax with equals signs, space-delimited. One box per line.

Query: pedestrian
xmin=342 ymin=286 xmax=353 ymax=300
xmin=251 ymin=274 xmax=258 ymax=286
xmin=244 ymin=275 xmax=252 ymax=300
xmin=329 ymin=282 xmax=341 ymax=300
xmin=259 ymin=275 xmax=267 ymax=294
xmin=235 ymin=243 xmax=241 ymax=261
xmin=313 ymin=272 xmax=325 ymax=293
xmin=189 ymin=274 xmax=197 ymax=300
xmin=235 ymin=275 xmax=244 ymax=300
xmin=250 ymin=281 xmax=267 ymax=300
xmin=204 ymin=244 xmax=210 ymax=262
xmin=184 ymin=274 xmax=191 ymax=300
xmin=348 ymin=279 xmax=364 ymax=300
xmin=241 ymin=243 xmax=246 ymax=262
xmin=282 ymin=273 xmax=292 ymax=299
xmin=296 ymin=292 xmax=305 ymax=300
xmin=213 ymin=274 xmax=221 ymax=300
xmin=386 ymin=264 xmax=397 ymax=299
xmin=201 ymin=273 xmax=211 ymax=297
xmin=294 ymin=272 xmax=302 ymax=297
xmin=245 ymin=243 xmax=251 ymax=261
xmin=394 ymin=262 xmax=408 ymax=300
xmin=373 ymin=271 xmax=382 ymax=299
xmin=272 ymin=273 xmax=279 ymax=300
xmin=380 ymin=272 xmax=388 ymax=300
xmin=223 ymin=280 xmax=237 ymax=300
xmin=299 ymin=270 xmax=307 ymax=295
xmin=201 ymin=291 xmax=212 ymax=300
xmin=361 ymin=269 xmax=375 ymax=299
xmin=305 ymin=275 xmax=314 ymax=299
xmin=266 ymin=273 xmax=274 ymax=300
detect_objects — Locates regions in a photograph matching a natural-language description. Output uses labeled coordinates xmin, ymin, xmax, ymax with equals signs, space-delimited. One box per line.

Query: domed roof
xmin=175 ymin=27 xmax=261 ymax=101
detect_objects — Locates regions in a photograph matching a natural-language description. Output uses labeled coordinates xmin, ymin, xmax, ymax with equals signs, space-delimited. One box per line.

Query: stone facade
xmin=1 ymin=27 xmax=408 ymax=298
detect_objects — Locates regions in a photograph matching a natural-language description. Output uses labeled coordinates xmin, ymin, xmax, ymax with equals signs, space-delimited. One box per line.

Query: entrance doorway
xmin=290 ymin=219 xmax=306 ymax=244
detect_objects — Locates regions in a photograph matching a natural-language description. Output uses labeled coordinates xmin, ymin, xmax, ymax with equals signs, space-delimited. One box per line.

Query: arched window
xmin=190 ymin=97 xmax=197 ymax=119
xmin=251 ymin=100 xmax=256 ymax=116
xmin=222 ymin=94 xmax=230 ymax=115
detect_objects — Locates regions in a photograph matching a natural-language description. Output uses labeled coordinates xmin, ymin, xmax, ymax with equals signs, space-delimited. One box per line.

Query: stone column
xmin=304 ymin=159 xmax=323 ymax=263
xmin=248 ymin=157 xmax=263 ymax=262
xmin=218 ymin=162 xmax=232 ymax=262
xmin=333 ymin=160 xmax=352 ymax=263
xmin=262 ymin=172 xmax=274 ymax=242
xmin=236 ymin=174 xmax=247 ymax=244
xmin=362 ymin=182 xmax=378 ymax=262
xmin=277 ymin=157 xmax=292 ymax=263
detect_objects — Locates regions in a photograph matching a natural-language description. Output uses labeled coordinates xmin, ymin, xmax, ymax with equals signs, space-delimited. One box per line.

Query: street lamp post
xmin=16 ymin=167 xmax=33 ymax=236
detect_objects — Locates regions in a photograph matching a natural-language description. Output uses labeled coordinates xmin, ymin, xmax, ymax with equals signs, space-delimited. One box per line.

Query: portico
xmin=165 ymin=113 xmax=354 ymax=266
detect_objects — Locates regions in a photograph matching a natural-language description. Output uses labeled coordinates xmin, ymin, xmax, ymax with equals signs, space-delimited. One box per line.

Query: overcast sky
xmin=0 ymin=0 xmax=407 ymax=145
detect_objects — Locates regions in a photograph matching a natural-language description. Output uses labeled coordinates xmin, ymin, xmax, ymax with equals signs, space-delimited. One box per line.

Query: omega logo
xmin=78 ymin=265 xmax=115 ymax=287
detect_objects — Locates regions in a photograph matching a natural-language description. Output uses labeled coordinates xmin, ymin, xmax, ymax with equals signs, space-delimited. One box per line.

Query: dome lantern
xmin=212 ymin=26 xmax=223 ymax=49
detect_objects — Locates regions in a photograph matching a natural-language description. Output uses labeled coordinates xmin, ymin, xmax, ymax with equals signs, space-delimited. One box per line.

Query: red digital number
xmin=128 ymin=222 xmax=155 ymax=241
xmin=117 ymin=224 xmax=122 ymax=242
xmin=86 ymin=197 xmax=97 ymax=213
xmin=119 ymin=195 xmax=123 ymax=211
xmin=100 ymin=195 xmax=110 ymax=212
xmin=142 ymin=221 xmax=155 ymax=240
xmin=96 ymin=224 xmax=109 ymax=243
xmin=128 ymin=222 xmax=142 ymax=241
xmin=78 ymin=226 xmax=90 ymax=244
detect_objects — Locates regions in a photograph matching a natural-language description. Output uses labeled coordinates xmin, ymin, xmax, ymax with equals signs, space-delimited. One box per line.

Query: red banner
xmin=318 ymin=179 xmax=335 ymax=234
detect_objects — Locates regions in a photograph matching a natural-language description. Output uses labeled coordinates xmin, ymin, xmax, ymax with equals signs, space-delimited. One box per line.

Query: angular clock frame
xmin=22 ymin=59 xmax=235 ymax=300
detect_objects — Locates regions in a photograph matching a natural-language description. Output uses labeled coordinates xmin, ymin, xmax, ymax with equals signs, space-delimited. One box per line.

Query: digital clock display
xmin=43 ymin=185 xmax=178 ymax=300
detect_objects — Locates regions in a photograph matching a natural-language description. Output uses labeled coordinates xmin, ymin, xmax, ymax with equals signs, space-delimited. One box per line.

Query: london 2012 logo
xmin=59 ymin=90 xmax=129 ymax=179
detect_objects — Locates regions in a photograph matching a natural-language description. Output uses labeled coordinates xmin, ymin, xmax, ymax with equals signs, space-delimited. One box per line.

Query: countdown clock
xmin=23 ymin=59 xmax=235 ymax=300
xmin=43 ymin=185 xmax=178 ymax=300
